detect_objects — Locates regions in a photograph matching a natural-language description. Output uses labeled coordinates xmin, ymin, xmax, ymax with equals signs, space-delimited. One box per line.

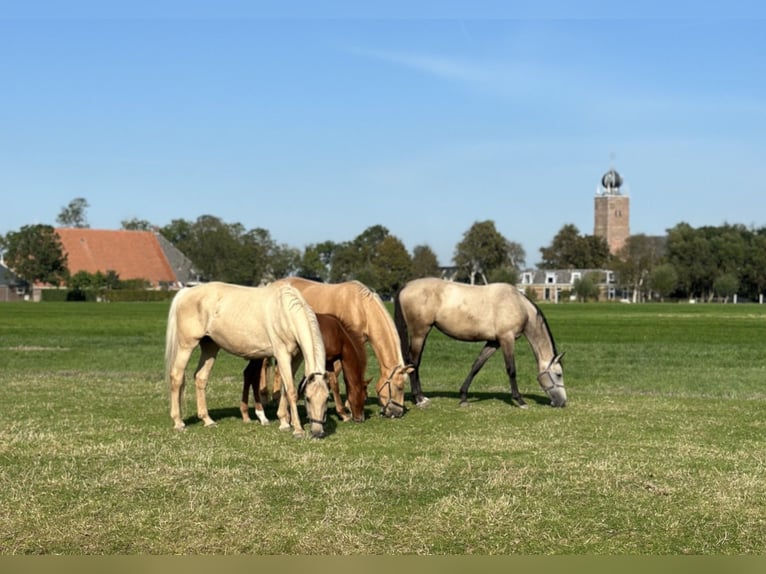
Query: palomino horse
xmin=241 ymin=312 xmax=371 ymax=423
xmin=394 ymin=278 xmax=566 ymax=408
xmin=165 ymin=281 xmax=330 ymax=438
xmin=274 ymin=277 xmax=413 ymax=418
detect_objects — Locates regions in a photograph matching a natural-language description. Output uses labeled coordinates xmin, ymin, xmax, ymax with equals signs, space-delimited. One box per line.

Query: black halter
xmin=377 ymin=366 xmax=406 ymax=414
xmin=300 ymin=371 xmax=328 ymax=425
xmin=536 ymin=356 xmax=565 ymax=395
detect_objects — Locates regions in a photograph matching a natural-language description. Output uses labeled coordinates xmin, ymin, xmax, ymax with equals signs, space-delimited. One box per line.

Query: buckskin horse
xmin=165 ymin=281 xmax=330 ymax=438
xmin=241 ymin=312 xmax=371 ymax=423
xmin=394 ymin=278 xmax=566 ymax=409
xmin=274 ymin=277 xmax=413 ymax=418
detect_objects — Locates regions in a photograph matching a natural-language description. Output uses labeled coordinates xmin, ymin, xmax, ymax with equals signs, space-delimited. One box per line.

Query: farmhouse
xmin=519 ymin=268 xmax=618 ymax=302
xmin=0 ymin=228 xmax=200 ymax=302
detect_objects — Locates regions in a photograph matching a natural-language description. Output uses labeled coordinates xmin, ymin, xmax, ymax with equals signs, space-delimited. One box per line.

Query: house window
xmin=545 ymin=273 xmax=556 ymax=284
xmin=522 ymin=272 xmax=533 ymax=285
xmin=570 ymin=272 xmax=581 ymax=285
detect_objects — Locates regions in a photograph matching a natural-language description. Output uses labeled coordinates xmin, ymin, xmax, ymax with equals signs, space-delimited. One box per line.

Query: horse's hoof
xmin=259 ymin=420 xmax=270 ymax=426
xmin=459 ymin=401 xmax=470 ymax=408
xmin=293 ymin=431 xmax=305 ymax=439
xmin=204 ymin=421 xmax=217 ymax=428
xmin=173 ymin=425 xmax=186 ymax=432
xmin=279 ymin=424 xmax=291 ymax=432
xmin=416 ymin=397 xmax=431 ymax=408
xmin=518 ymin=404 xmax=529 ymax=409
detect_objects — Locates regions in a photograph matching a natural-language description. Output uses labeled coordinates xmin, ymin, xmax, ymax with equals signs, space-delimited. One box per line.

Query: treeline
xmin=536 ymin=222 xmax=766 ymax=302
xmin=156 ymin=216 xmax=525 ymax=298
xmin=2 ymin=196 xmax=765 ymax=303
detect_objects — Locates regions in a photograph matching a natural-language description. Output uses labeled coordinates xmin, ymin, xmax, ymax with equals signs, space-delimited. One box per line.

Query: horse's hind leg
xmin=408 ymin=326 xmax=433 ymax=406
xmin=242 ymin=359 xmax=269 ymax=424
xmin=193 ymin=338 xmax=220 ymax=427
xmin=169 ymin=347 xmax=194 ymax=430
xmin=459 ymin=342 xmax=499 ymax=407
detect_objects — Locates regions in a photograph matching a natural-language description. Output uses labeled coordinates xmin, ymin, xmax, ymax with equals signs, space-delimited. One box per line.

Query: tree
xmin=297 ymin=241 xmax=340 ymax=281
xmin=453 ymin=220 xmax=521 ymax=284
xmin=613 ymin=234 xmax=665 ymax=302
xmin=371 ymin=236 xmax=413 ymax=298
xmin=538 ymin=224 xmax=610 ymax=269
xmin=121 ymin=218 xmax=154 ymax=231
xmin=648 ymin=264 xmax=678 ymax=302
xmin=2 ymin=224 xmax=68 ymax=288
xmin=488 ymin=265 xmax=520 ymax=285
xmin=330 ymin=225 xmax=392 ymax=284
xmin=267 ymin=244 xmax=301 ymax=281
xmin=665 ymin=223 xmax=710 ymax=300
xmin=160 ymin=216 xmax=269 ymax=285
xmin=743 ymin=232 xmax=766 ymax=301
xmin=572 ymin=272 xmax=601 ymax=302
xmin=713 ymin=273 xmax=739 ymax=303
xmin=56 ymin=197 xmax=90 ymax=228
xmin=411 ymin=244 xmax=440 ymax=279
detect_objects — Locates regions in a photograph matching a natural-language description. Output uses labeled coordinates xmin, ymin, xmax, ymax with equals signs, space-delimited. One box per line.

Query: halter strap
xmin=301 ymin=372 xmax=328 ymax=425
xmin=536 ymin=369 xmax=564 ymax=392
xmin=298 ymin=372 xmax=327 ymax=395
xmin=377 ymin=365 xmax=406 ymax=412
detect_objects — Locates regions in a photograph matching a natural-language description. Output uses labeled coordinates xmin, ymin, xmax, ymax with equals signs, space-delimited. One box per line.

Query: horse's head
xmin=300 ymin=371 xmax=330 ymax=438
xmin=376 ymin=365 xmax=413 ymax=418
xmin=537 ymin=353 xmax=567 ymax=407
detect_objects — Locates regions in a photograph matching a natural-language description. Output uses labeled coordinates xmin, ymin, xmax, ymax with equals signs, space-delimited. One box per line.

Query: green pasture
xmin=0 ymin=301 xmax=764 ymax=554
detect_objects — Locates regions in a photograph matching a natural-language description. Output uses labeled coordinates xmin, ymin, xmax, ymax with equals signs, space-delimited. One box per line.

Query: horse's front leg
xmin=329 ymin=359 xmax=351 ymax=422
xmin=275 ymin=358 xmax=303 ymax=437
xmin=193 ymin=340 xmax=220 ymax=427
xmin=500 ymin=339 xmax=526 ymax=408
xmin=458 ymin=342 xmax=499 ymax=407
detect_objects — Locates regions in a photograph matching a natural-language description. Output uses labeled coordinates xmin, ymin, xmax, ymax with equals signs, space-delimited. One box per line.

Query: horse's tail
xmin=393 ymin=286 xmax=411 ymax=364
xmin=164 ymin=289 xmax=184 ymax=386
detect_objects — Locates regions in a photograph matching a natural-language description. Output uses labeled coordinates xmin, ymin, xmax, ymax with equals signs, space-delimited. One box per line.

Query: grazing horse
xmin=274 ymin=277 xmax=413 ymax=418
xmin=241 ymin=313 xmax=371 ymax=423
xmin=394 ymin=278 xmax=566 ymax=409
xmin=165 ymin=281 xmax=330 ymax=438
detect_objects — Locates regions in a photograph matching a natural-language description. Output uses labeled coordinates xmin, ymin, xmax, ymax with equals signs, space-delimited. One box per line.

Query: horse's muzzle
xmin=309 ymin=422 xmax=326 ymax=438
xmin=549 ymin=388 xmax=567 ymax=408
xmin=380 ymin=403 xmax=404 ymax=418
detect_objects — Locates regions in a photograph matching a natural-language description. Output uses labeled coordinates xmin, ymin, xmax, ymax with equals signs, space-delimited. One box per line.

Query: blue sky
xmin=2 ymin=2 xmax=765 ymax=267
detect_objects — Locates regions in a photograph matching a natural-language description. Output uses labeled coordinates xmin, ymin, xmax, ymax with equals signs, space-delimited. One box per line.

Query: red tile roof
xmin=55 ymin=228 xmax=178 ymax=286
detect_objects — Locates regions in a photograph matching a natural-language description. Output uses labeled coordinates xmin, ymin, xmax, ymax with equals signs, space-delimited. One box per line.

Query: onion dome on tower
xmin=599 ymin=169 xmax=623 ymax=195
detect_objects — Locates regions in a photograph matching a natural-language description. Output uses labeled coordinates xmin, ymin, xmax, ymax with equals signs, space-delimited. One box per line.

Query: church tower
xmin=594 ymin=168 xmax=630 ymax=254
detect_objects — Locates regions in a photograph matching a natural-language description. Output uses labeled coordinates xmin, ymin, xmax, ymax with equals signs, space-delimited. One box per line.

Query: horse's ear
xmin=554 ymin=352 xmax=565 ymax=364
xmin=297 ymin=376 xmax=307 ymax=395
xmin=404 ymin=364 xmax=415 ymax=374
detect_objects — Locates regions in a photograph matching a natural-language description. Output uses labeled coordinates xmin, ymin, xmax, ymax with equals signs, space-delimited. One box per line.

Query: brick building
xmin=594 ymin=168 xmax=630 ymax=254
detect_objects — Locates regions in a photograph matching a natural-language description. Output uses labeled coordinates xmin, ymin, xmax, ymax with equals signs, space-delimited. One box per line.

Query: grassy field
xmin=0 ymin=300 xmax=765 ymax=554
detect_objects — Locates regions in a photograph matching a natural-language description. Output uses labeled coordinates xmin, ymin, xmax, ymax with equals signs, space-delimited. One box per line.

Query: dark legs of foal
xmin=458 ymin=341 xmax=527 ymax=408
xmin=240 ymin=358 xmax=270 ymax=424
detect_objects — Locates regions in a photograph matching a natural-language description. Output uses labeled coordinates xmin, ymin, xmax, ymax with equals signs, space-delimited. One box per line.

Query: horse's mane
xmin=350 ymin=280 xmax=405 ymax=363
xmin=520 ymin=290 xmax=559 ymax=357
xmin=279 ymin=285 xmax=325 ymax=367
xmin=349 ymin=280 xmax=378 ymax=300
